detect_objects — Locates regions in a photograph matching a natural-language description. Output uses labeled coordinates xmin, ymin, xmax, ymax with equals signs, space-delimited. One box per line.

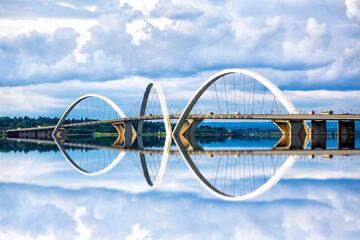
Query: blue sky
xmin=0 ymin=0 xmax=360 ymax=116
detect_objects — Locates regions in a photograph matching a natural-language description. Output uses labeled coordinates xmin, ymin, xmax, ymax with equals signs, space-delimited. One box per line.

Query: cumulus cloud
xmin=346 ymin=0 xmax=360 ymax=24
xmin=0 ymin=28 xmax=80 ymax=84
xmin=282 ymin=18 xmax=332 ymax=68
xmin=0 ymin=0 xmax=357 ymax=88
xmin=125 ymin=224 xmax=152 ymax=240
xmin=305 ymin=42 xmax=360 ymax=90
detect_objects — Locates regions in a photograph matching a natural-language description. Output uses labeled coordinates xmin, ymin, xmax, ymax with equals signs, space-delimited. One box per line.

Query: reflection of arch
xmin=176 ymin=140 xmax=297 ymax=201
xmin=52 ymin=94 xmax=127 ymax=176
xmin=137 ymin=81 xmax=172 ymax=188
xmin=53 ymin=136 xmax=126 ymax=176
xmin=173 ymin=68 xmax=298 ymax=136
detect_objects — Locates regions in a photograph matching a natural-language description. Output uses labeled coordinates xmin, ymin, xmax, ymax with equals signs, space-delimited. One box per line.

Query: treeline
xmin=0 ymin=116 xmax=60 ymax=130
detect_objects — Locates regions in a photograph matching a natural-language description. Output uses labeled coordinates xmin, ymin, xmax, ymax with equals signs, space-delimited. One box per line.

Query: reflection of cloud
xmin=74 ymin=207 xmax=92 ymax=240
xmin=0 ymin=153 xmax=67 ymax=183
xmin=126 ymin=224 xmax=152 ymax=240
xmin=0 ymin=179 xmax=359 ymax=239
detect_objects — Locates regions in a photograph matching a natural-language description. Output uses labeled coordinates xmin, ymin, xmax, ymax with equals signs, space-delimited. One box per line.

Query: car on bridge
xmin=322 ymin=109 xmax=333 ymax=114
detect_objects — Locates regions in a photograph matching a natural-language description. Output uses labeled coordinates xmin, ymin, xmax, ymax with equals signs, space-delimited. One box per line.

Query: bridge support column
xmin=47 ymin=130 xmax=53 ymax=139
xmin=338 ymin=120 xmax=355 ymax=149
xmin=311 ymin=120 xmax=327 ymax=149
xmin=24 ymin=131 xmax=37 ymax=139
xmin=56 ymin=128 xmax=67 ymax=140
xmin=273 ymin=120 xmax=310 ymax=150
xmin=37 ymin=130 xmax=47 ymax=139
xmin=178 ymin=119 xmax=203 ymax=151
xmin=112 ymin=122 xmax=137 ymax=148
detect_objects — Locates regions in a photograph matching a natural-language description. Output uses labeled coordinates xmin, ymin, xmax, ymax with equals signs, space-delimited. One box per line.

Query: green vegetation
xmin=0 ymin=116 xmax=59 ymax=130
xmin=93 ymin=132 xmax=118 ymax=137
xmin=196 ymin=125 xmax=282 ymax=137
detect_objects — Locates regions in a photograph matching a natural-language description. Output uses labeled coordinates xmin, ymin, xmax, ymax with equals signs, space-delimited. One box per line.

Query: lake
xmin=0 ymin=131 xmax=359 ymax=239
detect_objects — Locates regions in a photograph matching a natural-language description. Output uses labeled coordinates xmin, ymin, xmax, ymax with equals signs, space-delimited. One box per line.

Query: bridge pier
xmin=311 ymin=120 xmax=327 ymax=135
xmin=273 ymin=120 xmax=310 ymax=149
xmin=311 ymin=120 xmax=327 ymax=149
xmin=112 ymin=122 xmax=137 ymax=148
xmin=37 ymin=130 xmax=53 ymax=140
xmin=311 ymin=134 xmax=327 ymax=149
xmin=338 ymin=120 xmax=355 ymax=149
xmin=178 ymin=119 xmax=203 ymax=151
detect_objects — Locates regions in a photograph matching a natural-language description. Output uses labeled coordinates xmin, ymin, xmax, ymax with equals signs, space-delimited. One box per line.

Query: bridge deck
xmin=6 ymin=113 xmax=360 ymax=132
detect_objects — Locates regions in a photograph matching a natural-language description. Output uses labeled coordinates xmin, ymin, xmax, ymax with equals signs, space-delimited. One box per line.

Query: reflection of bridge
xmin=7 ymin=137 xmax=360 ymax=157
xmin=6 ymin=136 xmax=360 ymax=201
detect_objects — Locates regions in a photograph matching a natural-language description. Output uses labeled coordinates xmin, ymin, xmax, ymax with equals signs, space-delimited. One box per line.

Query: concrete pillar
xmin=311 ymin=120 xmax=327 ymax=149
xmin=56 ymin=128 xmax=68 ymax=140
xmin=37 ymin=130 xmax=47 ymax=139
xmin=47 ymin=130 xmax=53 ymax=140
xmin=112 ymin=122 xmax=137 ymax=148
xmin=27 ymin=131 xmax=36 ymax=139
xmin=311 ymin=120 xmax=327 ymax=135
xmin=338 ymin=120 xmax=355 ymax=136
xmin=273 ymin=120 xmax=310 ymax=150
xmin=178 ymin=119 xmax=203 ymax=151
xmin=311 ymin=134 xmax=327 ymax=149
xmin=338 ymin=120 xmax=355 ymax=149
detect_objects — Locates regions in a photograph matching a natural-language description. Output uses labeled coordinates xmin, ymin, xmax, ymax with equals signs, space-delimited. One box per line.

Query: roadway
xmin=6 ymin=113 xmax=360 ymax=133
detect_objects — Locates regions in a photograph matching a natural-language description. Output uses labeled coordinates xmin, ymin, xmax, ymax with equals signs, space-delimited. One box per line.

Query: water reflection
xmin=3 ymin=129 xmax=360 ymax=201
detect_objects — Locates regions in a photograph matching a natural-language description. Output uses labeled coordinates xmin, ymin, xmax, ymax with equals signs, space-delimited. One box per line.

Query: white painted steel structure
xmin=173 ymin=69 xmax=300 ymax=200
xmin=52 ymin=94 xmax=127 ymax=176
xmin=138 ymin=81 xmax=172 ymax=188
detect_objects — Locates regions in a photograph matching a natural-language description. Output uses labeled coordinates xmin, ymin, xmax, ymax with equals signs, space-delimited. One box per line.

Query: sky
xmin=0 ymin=0 xmax=360 ymax=116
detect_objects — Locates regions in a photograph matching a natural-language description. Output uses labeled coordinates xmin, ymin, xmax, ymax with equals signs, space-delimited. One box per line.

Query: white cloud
xmin=0 ymin=153 xmax=68 ymax=183
xmin=73 ymin=207 xmax=92 ymax=240
xmin=126 ymin=224 xmax=152 ymax=240
xmin=57 ymin=1 xmax=78 ymax=10
xmin=282 ymin=18 xmax=331 ymax=66
xmin=0 ymin=18 xmax=98 ymax=63
xmin=306 ymin=42 xmax=360 ymax=85
xmin=0 ymin=0 xmax=358 ymax=107
xmin=126 ymin=20 xmax=152 ymax=45
xmin=346 ymin=0 xmax=360 ymax=24
xmin=120 ymin=0 xmax=159 ymax=15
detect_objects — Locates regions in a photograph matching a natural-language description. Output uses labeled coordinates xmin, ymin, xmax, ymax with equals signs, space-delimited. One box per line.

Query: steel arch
xmin=173 ymin=68 xmax=298 ymax=135
xmin=52 ymin=94 xmax=127 ymax=176
xmin=172 ymin=68 xmax=299 ymax=200
xmin=137 ymin=81 xmax=172 ymax=188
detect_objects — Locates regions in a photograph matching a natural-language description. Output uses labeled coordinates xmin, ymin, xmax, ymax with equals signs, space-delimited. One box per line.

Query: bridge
xmin=5 ymin=69 xmax=359 ymax=150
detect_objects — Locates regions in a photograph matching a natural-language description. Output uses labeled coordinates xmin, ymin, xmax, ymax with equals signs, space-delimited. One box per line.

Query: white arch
xmin=52 ymin=94 xmax=127 ymax=176
xmin=173 ymin=68 xmax=298 ymax=135
xmin=138 ymin=81 xmax=172 ymax=188
xmin=172 ymin=68 xmax=299 ymax=200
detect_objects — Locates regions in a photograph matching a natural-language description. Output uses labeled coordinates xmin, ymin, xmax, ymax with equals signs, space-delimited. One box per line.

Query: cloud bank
xmin=0 ymin=0 xmax=359 ymax=90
